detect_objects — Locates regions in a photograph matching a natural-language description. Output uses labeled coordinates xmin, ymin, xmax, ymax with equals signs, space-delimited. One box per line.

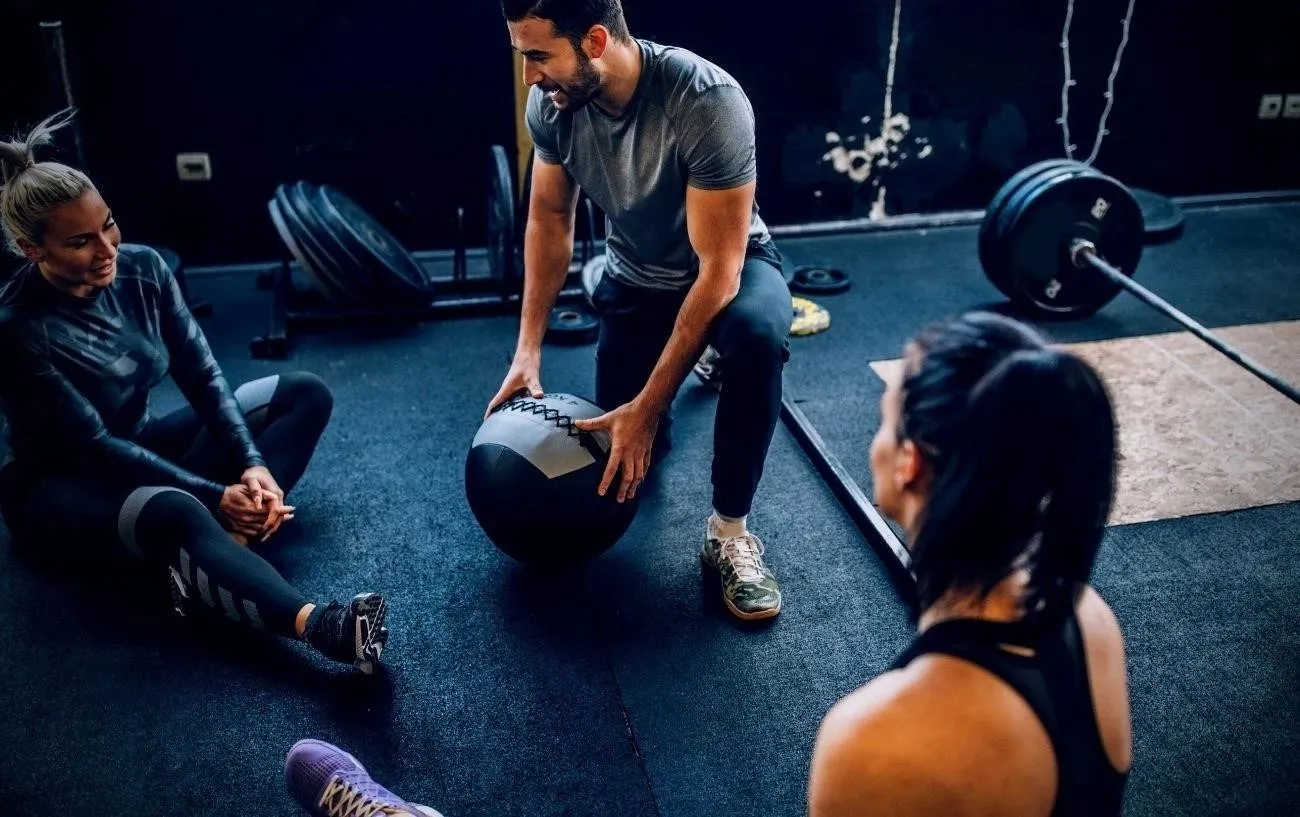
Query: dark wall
xmin=5 ymin=1 xmax=517 ymax=267
xmin=5 ymin=1 xmax=1299 ymax=267
xmin=629 ymin=0 xmax=1300 ymax=225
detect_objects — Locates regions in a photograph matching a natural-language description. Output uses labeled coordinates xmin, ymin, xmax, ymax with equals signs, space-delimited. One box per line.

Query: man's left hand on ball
xmin=573 ymin=399 xmax=660 ymax=503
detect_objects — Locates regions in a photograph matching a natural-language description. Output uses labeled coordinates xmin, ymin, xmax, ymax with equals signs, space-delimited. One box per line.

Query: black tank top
xmin=890 ymin=610 xmax=1127 ymax=817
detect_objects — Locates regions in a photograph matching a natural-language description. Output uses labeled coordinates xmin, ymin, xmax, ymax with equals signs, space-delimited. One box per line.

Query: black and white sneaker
xmin=304 ymin=593 xmax=389 ymax=675
xmin=167 ymin=566 xmax=194 ymax=618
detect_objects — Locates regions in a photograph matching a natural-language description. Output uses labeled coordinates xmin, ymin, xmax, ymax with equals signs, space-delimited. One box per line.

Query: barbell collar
xmin=1069 ymin=238 xmax=1098 ymax=268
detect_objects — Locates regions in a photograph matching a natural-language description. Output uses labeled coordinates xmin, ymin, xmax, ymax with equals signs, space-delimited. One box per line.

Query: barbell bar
xmin=984 ymin=160 xmax=1300 ymax=407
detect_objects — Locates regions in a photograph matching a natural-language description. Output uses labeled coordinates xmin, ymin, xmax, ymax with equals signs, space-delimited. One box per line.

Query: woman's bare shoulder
xmin=809 ymin=658 xmax=1057 ymax=817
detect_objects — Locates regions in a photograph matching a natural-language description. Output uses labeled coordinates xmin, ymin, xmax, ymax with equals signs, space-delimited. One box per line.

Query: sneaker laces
xmin=718 ymin=534 xmax=767 ymax=582
xmin=319 ymin=773 xmax=409 ymax=817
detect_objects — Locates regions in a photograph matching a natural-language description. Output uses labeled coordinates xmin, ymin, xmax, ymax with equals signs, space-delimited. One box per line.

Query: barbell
xmin=981 ymin=160 xmax=1300 ymax=406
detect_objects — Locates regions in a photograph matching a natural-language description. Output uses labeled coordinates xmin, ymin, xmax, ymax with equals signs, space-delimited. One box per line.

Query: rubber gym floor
xmin=1 ymin=200 xmax=1297 ymax=816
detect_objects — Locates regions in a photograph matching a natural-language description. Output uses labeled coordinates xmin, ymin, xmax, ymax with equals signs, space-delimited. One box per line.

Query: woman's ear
xmin=17 ymin=238 xmax=43 ymax=264
xmin=895 ymin=439 xmax=926 ymax=492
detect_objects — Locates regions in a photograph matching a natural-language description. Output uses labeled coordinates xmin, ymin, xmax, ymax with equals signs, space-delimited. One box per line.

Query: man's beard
xmin=549 ymin=52 xmax=601 ymax=110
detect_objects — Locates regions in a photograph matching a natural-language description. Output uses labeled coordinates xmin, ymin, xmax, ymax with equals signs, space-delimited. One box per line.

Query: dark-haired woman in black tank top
xmin=809 ymin=311 xmax=1132 ymax=817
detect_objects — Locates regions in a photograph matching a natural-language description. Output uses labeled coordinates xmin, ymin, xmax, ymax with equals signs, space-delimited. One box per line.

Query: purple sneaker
xmin=285 ymin=739 xmax=443 ymax=817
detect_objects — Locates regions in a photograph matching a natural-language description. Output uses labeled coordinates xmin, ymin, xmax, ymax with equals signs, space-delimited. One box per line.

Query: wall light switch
xmin=176 ymin=153 xmax=212 ymax=181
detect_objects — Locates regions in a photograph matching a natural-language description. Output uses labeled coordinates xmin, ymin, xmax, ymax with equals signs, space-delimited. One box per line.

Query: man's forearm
xmin=636 ymin=260 xmax=742 ymax=413
xmin=515 ymin=214 xmax=575 ymax=357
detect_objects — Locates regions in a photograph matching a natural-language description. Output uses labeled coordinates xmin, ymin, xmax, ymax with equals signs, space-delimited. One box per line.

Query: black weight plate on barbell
xmin=790 ymin=265 xmax=850 ymax=295
xmin=990 ymin=163 xmax=1099 ymax=313
xmin=269 ymin=191 xmax=348 ymax=304
xmin=980 ymin=159 xmax=1085 ymax=297
xmin=488 ymin=145 xmax=518 ymax=291
xmin=545 ymin=305 xmax=599 ymax=345
xmin=1131 ymin=187 xmax=1185 ymax=244
xmin=991 ymin=162 xmax=1099 ymax=298
xmin=1001 ymin=169 xmax=1144 ymax=318
xmin=314 ymin=184 xmax=435 ymax=301
xmin=278 ymin=182 xmax=373 ymax=304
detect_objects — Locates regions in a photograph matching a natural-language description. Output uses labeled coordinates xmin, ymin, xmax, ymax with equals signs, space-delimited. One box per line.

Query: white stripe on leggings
xmin=218 ymin=587 xmax=241 ymax=623
xmin=197 ymin=567 xmax=215 ymax=608
xmin=241 ymin=600 xmax=265 ymax=629
xmin=117 ymin=486 xmax=192 ymax=557
xmin=233 ymin=375 xmax=280 ymax=415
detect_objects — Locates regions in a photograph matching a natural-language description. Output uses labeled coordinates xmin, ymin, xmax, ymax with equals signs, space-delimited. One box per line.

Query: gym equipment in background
xmin=773 ymin=158 xmax=1297 ymax=608
xmin=982 ymin=159 xmax=1300 ymax=406
xmin=545 ymin=305 xmax=600 ymax=345
xmin=1131 ymin=187 xmax=1185 ymax=243
xmin=789 ymin=265 xmax=850 ymax=295
xmin=252 ymin=145 xmax=603 ymax=359
xmin=790 ymin=297 xmax=830 ymax=336
xmin=465 ymin=393 xmax=640 ymax=565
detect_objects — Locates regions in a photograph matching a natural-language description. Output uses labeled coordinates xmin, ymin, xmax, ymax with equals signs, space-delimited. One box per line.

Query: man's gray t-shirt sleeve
xmin=676 ymin=85 xmax=757 ymax=190
xmin=526 ymin=89 xmax=562 ymax=164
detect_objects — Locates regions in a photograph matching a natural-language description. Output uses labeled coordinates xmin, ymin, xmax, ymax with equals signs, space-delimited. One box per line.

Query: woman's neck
xmin=38 ymin=264 xmax=95 ymax=299
xmin=917 ymin=570 xmax=1030 ymax=632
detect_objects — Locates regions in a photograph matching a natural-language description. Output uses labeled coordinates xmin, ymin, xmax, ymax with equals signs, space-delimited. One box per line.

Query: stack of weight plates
xmin=267 ymin=181 xmax=438 ymax=307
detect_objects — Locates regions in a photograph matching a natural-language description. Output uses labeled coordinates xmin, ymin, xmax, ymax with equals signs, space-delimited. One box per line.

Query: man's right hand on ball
xmin=486 ymin=353 xmax=544 ymax=419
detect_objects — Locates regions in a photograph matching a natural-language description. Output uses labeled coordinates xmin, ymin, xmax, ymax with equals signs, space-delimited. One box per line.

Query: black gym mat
xmin=1093 ymin=503 xmax=1300 ymax=817
xmin=0 ymin=318 xmax=662 ymax=816
xmin=586 ymin=386 xmax=914 ymax=817
xmin=0 ymin=200 xmax=1296 ymax=817
xmin=0 ymin=290 xmax=912 ymax=816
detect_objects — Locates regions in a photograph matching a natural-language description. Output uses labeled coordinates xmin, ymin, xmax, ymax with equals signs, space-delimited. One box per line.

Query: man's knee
xmin=715 ymin=307 xmax=791 ymax=371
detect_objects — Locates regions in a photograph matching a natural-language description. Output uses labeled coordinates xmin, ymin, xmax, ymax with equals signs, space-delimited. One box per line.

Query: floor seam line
xmin=603 ymin=644 xmax=663 ymax=817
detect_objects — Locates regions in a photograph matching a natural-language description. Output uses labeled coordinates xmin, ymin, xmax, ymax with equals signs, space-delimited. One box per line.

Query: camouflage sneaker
xmin=700 ymin=530 xmax=782 ymax=620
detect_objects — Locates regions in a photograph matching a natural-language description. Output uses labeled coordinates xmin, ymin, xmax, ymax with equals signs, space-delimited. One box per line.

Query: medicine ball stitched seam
xmin=495 ymin=398 xmax=581 ymax=437
xmin=495 ymin=397 xmax=609 ymax=461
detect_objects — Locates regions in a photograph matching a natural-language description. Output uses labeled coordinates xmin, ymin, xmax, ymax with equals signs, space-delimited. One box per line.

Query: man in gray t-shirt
xmin=489 ymin=0 xmax=793 ymax=621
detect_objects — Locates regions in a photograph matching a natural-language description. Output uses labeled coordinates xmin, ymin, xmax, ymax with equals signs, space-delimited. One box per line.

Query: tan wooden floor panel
xmin=869 ymin=321 xmax=1300 ymax=526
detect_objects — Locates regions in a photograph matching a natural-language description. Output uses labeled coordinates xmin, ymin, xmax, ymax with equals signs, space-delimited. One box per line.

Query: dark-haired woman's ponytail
xmin=1022 ymin=350 xmax=1117 ymax=620
xmin=909 ymin=348 xmax=1117 ymax=620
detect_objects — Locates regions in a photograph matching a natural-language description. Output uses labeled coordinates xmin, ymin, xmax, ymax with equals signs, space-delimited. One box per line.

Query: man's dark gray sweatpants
xmin=589 ymin=238 xmax=791 ymax=519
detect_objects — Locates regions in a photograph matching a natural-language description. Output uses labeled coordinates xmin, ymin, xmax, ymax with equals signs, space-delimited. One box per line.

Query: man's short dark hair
xmin=501 ymin=0 xmax=631 ymax=46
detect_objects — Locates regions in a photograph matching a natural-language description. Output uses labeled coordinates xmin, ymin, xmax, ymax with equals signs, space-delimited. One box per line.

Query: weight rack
xmin=249 ymin=236 xmax=603 ymax=360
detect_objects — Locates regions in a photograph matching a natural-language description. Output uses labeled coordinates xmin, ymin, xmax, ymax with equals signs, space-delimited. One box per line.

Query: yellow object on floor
xmin=791 ymin=297 xmax=830 ymax=336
